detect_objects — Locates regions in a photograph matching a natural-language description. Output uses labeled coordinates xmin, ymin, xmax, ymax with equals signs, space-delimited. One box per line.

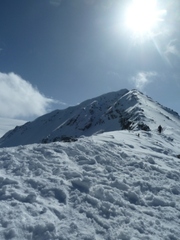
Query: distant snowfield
xmin=0 ymin=117 xmax=26 ymax=137
xmin=0 ymin=129 xmax=180 ymax=240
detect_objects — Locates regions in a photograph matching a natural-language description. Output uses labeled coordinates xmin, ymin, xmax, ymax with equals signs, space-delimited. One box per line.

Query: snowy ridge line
xmin=0 ymin=88 xmax=180 ymax=148
xmin=0 ymin=129 xmax=180 ymax=239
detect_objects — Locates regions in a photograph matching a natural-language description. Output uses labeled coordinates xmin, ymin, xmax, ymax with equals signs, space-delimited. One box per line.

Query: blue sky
xmin=0 ymin=0 xmax=179 ymax=120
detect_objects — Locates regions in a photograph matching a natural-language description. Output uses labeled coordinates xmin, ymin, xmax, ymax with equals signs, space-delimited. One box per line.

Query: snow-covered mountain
xmin=0 ymin=89 xmax=180 ymax=147
xmin=0 ymin=89 xmax=180 ymax=239
xmin=0 ymin=117 xmax=26 ymax=138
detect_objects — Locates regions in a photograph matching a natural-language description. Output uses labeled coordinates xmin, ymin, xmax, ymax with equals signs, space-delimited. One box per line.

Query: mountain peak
xmin=0 ymin=89 xmax=180 ymax=147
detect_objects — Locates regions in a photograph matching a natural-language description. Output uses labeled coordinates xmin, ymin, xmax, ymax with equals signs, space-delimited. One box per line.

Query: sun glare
xmin=125 ymin=0 xmax=161 ymax=36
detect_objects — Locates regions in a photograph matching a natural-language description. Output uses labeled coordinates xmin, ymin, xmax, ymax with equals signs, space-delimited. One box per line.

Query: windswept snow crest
xmin=0 ymin=129 xmax=180 ymax=239
xmin=0 ymin=89 xmax=180 ymax=148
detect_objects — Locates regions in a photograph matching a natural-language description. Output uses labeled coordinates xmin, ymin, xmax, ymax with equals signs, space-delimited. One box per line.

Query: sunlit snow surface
xmin=0 ymin=129 xmax=180 ymax=240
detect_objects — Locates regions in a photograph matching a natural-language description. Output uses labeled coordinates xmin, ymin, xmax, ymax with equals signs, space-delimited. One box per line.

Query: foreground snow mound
xmin=1 ymin=88 xmax=180 ymax=147
xmin=0 ymin=129 xmax=180 ymax=240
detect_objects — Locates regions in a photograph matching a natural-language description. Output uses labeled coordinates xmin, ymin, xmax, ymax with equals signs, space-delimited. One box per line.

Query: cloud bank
xmin=0 ymin=72 xmax=55 ymax=119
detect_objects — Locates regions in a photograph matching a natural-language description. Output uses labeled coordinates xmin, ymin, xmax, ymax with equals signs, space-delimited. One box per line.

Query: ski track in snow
xmin=0 ymin=130 xmax=180 ymax=240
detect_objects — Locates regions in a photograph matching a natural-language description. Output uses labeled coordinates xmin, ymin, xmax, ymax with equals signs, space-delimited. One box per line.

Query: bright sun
xmin=125 ymin=0 xmax=162 ymax=36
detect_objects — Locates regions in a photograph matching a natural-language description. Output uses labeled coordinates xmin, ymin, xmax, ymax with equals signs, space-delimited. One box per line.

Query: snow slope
xmin=0 ymin=117 xmax=26 ymax=137
xmin=0 ymin=89 xmax=180 ymax=148
xmin=0 ymin=128 xmax=180 ymax=240
xmin=0 ymin=89 xmax=180 ymax=239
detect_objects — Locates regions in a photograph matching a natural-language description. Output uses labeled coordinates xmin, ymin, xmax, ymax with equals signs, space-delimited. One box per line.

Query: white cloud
xmin=165 ymin=39 xmax=180 ymax=58
xmin=0 ymin=72 xmax=55 ymax=119
xmin=131 ymin=71 xmax=157 ymax=90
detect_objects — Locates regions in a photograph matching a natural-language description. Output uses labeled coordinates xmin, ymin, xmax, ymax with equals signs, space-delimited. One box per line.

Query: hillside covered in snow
xmin=0 ymin=89 xmax=180 ymax=147
xmin=0 ymin=89 xmax=180 ymax=240
xmin=0 ymin=117 xmax=26 ymax=138
xmin=0 ymin=129 xmax=180 ymax=240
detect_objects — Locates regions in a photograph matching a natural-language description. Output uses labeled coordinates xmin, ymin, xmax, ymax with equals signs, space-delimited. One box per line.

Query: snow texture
xmin=0 ymin=89 xmax=180 ymax=239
